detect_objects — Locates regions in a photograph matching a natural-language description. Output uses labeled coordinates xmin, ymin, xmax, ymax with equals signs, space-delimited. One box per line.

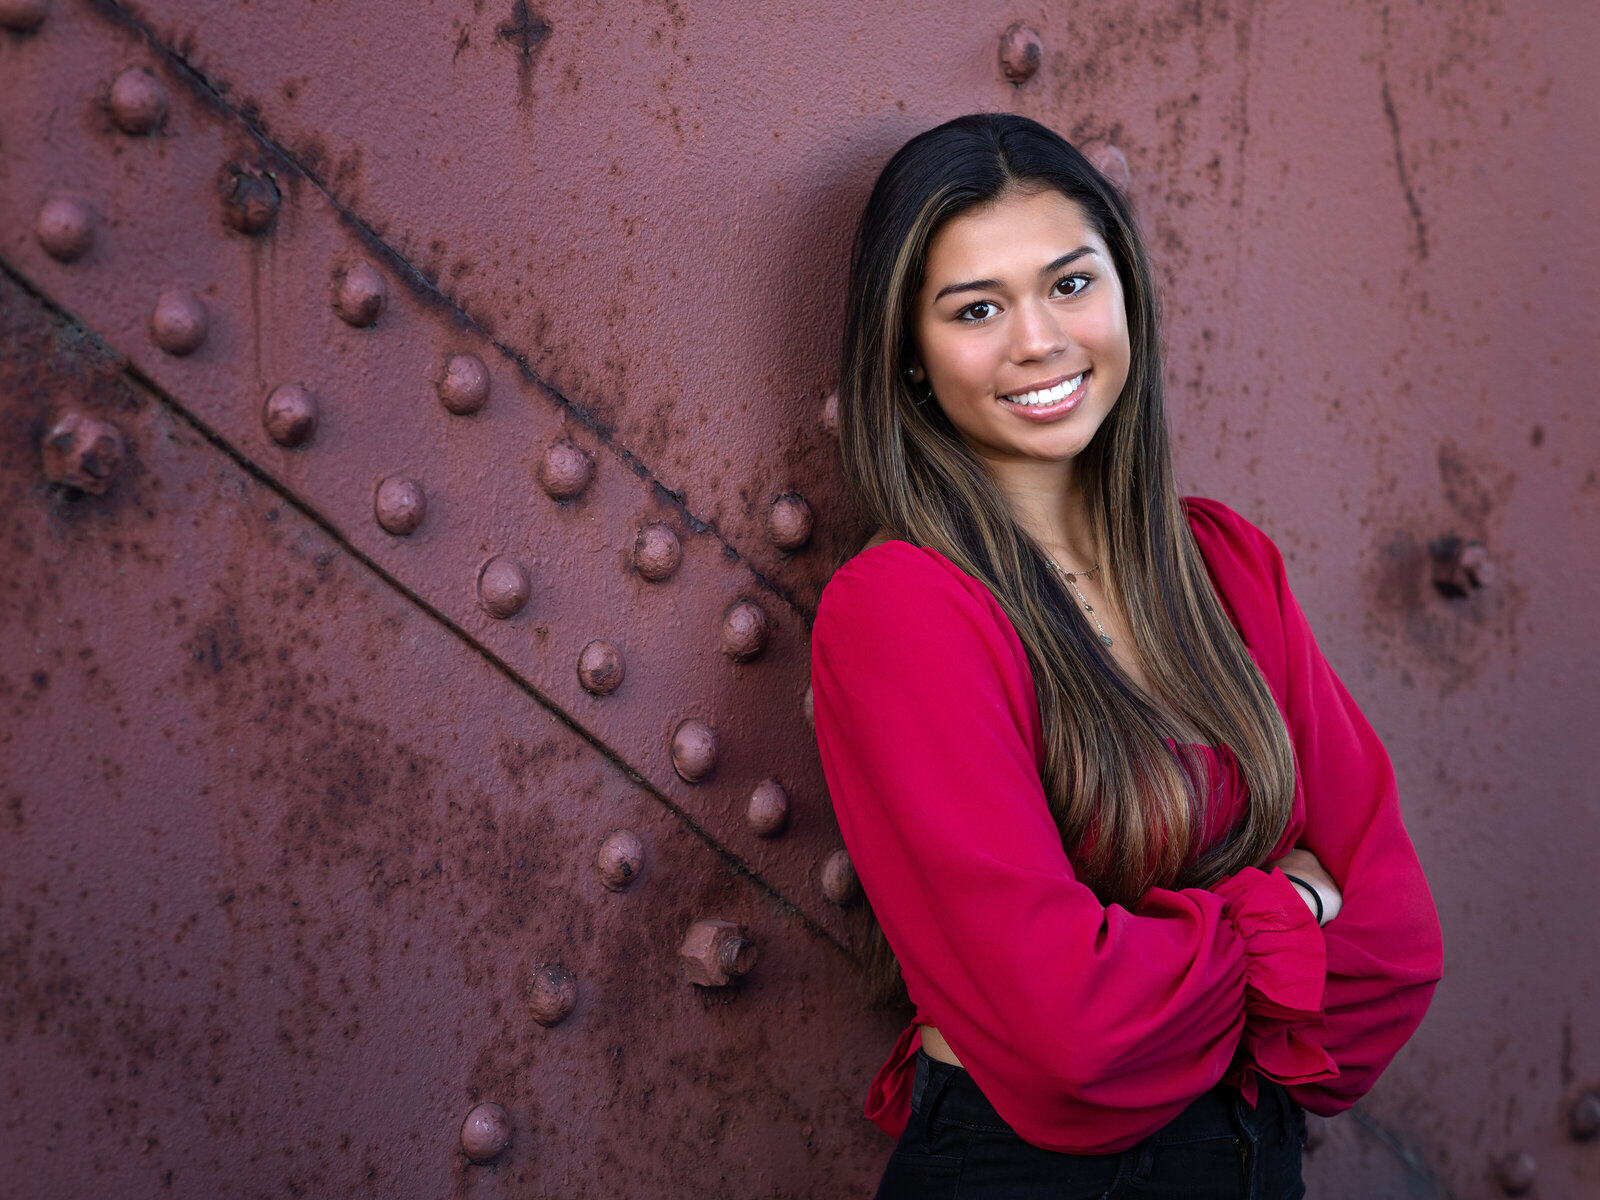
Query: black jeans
xmin=874 ymin=1049 xmax=1307 ymax=1199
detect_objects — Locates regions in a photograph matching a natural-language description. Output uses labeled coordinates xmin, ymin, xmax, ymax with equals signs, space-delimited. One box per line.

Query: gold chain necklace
xmin=1044 ymin=559 xmax=1114 ymax=647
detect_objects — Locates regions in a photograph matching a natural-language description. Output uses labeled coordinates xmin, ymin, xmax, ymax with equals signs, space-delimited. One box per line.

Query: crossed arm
xmin=812 ymin=505 xmax=1440 ymax=1150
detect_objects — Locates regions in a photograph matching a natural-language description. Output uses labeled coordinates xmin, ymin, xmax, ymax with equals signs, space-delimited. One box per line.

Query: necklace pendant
xmin=1099 ymin=633 xmax=1114 ymax=647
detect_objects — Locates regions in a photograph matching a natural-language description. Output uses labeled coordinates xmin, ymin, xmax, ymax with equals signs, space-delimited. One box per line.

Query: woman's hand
xmin=1267 ymin=847 xmax=1343 ymax=926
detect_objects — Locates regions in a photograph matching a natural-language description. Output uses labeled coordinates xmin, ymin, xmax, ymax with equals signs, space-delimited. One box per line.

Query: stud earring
xmin=901 ymin=364 xmax=933 ymax=404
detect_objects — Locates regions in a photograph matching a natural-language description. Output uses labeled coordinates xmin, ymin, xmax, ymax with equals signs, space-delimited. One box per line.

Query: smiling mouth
xmin=1001 ymin=371 xmax=1087 ymax=408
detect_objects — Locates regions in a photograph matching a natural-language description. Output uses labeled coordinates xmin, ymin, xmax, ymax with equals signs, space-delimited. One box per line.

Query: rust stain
xmin=1362 ymin=440 xmax=1525 ymax=695
xmin=495 ymin=0 xmax=551 ymax=105
xmin=1436 ymin=437 xmax=1516 ymax=531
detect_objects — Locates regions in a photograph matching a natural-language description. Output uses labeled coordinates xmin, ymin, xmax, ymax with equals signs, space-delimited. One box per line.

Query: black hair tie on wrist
xmin=1282 ymin=872 xmax=1324 ymax=925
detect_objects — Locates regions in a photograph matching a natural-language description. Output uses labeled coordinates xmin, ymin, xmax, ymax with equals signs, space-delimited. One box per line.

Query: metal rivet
xmin=460 ymin=1102 xmax=510 ymax=1164
xmin=767 ymin=493 xmax=813 ymax=552
xmin=526 ymin=962 xmax=578 ymax=1027
xmin=633 ymin=522 xmax=681 ymax=582
xmin=822 ymin=848 xmax=862 ymax=906
xmin=150 ymin=288 xmax=208 ymax=355
xmin=998 ymin=21 xmax=1043 ymax=84
xmin=374 ymin=475 xmax=426 ymax=536
xmin=476 ymin=555 xmax=529 ymax=619
xmin=333 ymin=262 xmax=387 ymax=328
xmin=746 ymin=779 xmax=789 ymax=838
xmin=219 ymin=162 xmax=280 ymax=235
xmin=1431 ymin=535 xmax=1495 ymax=597
xmin=678 ymin=919 xmax=757 ymax=987
xmin=720 ymin=599 xmax=769 ymax=663
xmin=0 ymin=0 xmax=48 ymax=33
xmin=670 ymin=719 xmax=717 ymax=783
xmin=34 ymin=197 xmax=93 ymax=262
xmin=41 ymin=411 xmax=124 ymax=495
xmin=261 ymin=384 xmax=318 ymax=447
xmin=1079 ymin=139 xmax=1132 ymax=193
xmin=577 ymin=639 xmax=625 ymax=696
xmin=820 ymin=388 xmax=840 ymax=437
xmin=538 ymin=439 xmax=594 ymax=502
xmin=1571 ymin=1092 xmax=1600 ymax=1142
xmin=437 ymin=352 xmax=490 ymax=415
xmin=108 ymin=67 xmax=168 ymax=135
xmin=1496 ymin=1151 xmax=1535 ymax=1195
xmin=596 ymin=829 xmax=644 ymax=891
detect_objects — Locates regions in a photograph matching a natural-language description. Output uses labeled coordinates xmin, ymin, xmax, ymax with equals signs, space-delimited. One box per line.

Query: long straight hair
xmin=836 ymin=114 xmax=1297 ymax=1005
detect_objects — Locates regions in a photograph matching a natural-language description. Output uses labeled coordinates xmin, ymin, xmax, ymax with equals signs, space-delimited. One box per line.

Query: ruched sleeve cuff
xmin=1239 ymin=1023 xmax=1340 ymax=1097
xmin=1212 ymin=867 xmax=1327 ymax=1021
xmin=1214 ymin=867 xmax=1340 ymax=1101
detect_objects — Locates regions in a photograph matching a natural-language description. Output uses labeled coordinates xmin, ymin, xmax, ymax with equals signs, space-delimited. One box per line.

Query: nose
xmin=1010 ymin=296 xmax=1068 ymax=364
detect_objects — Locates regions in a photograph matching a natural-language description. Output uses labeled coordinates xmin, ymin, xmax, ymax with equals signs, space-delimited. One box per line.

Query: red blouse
xmin=809 ymin=498 xmax=1443 ymax=1155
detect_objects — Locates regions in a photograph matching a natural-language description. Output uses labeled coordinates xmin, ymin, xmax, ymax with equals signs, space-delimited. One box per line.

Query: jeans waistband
xmin=909 ymin=1048 xmax=1250 ymax=1141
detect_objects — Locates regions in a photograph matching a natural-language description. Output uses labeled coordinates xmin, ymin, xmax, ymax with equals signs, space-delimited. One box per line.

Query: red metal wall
xmin=2 ymin=1 xmax=1597 ymax=1196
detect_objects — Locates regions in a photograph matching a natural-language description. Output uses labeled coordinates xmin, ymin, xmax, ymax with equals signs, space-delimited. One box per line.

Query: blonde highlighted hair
xmin=836 ymin=113 xmax=1297 ymax=1005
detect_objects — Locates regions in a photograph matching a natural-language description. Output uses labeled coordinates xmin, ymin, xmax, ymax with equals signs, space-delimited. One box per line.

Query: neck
xmin=982 ymin=454 xmax=1098 ymax=570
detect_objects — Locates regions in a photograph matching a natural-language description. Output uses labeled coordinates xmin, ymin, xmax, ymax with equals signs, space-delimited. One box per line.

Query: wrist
xmin=1281 ymin=871 xmax=1326 ymax=926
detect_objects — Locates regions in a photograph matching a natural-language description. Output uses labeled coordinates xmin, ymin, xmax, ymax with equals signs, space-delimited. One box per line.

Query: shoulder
xmin=813 ymin=541 xmax=1022 ymax=663
xmin=811 ymin=542 xmax=1042 ymax=748
xmin=1181 ymin=498 xmax=1303 ymax=684
xmin=1181 ymin=496 xmax=1289 ymax=599
xmin=817 ymin=540 xmax=1003 ymax=625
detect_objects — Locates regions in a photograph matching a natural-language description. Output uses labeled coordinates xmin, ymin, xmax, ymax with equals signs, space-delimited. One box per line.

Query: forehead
xmin=923 ymin=189 xmax=1105 ymax=283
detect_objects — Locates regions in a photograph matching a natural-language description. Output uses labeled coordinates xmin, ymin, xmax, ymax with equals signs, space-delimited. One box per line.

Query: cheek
xmin=1086 ymin=305 xmax=1131 ymax=374
xmin=921 ymin=335 xmax=989 ymax=395
xmin=948 ymin=341 xmax=1001 ymax=390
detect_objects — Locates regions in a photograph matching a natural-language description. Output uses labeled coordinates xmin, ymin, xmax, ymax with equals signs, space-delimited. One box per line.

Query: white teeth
xmin=1005 ymin=373 xmax=1084 ymax=407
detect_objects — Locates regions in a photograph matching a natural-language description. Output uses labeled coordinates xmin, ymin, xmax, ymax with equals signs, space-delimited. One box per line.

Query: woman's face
xmin=910 ymin=187 xmax=1131 ymax=475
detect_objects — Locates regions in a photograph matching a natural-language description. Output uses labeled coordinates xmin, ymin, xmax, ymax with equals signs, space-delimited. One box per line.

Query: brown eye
xmin=1053 ymin=274 xmax=1090 ymax=297
xmin=958 ymin=300 xmax=997 ymax=322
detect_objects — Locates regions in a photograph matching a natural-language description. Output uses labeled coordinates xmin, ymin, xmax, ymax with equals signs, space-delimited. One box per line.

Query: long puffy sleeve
xmin=1185 ymin=498 xmax=1443 ymax=1116
xmin=811 ymin=540 xmax=1332 ymax=1154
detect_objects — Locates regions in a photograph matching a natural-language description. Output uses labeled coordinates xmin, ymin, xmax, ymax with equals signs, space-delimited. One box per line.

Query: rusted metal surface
xmin=0 ymin=1 xmax=854 ymax=952
xmin=0 ymin=272 xmax=898 ymax=1194
xmin=3 ymin=0 xmax=1598 ymax=1195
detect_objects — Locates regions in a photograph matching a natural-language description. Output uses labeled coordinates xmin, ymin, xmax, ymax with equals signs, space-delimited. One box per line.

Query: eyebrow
xmin=931 ymin=246 xmax=1098 ymax=303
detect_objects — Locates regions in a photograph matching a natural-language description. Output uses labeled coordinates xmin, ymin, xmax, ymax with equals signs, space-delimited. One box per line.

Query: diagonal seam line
xmin=84 ymin=0 xmax=809 ymax=622
xmin=0 ymin=253 xmax=853 ymax=961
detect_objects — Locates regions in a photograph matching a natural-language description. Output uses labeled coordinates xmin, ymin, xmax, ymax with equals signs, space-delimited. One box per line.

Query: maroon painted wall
xmin=3 ymin=1 xmax=1597 ymax=1195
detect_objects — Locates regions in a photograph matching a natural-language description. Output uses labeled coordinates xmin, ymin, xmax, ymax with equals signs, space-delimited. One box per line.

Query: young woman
xmin=810 ymin=113 xmax=1443 ymax=1198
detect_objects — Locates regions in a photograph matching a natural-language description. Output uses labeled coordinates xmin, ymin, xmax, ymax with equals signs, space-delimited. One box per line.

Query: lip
xmin=998 ymin=369 xmax=1090 ymax=420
